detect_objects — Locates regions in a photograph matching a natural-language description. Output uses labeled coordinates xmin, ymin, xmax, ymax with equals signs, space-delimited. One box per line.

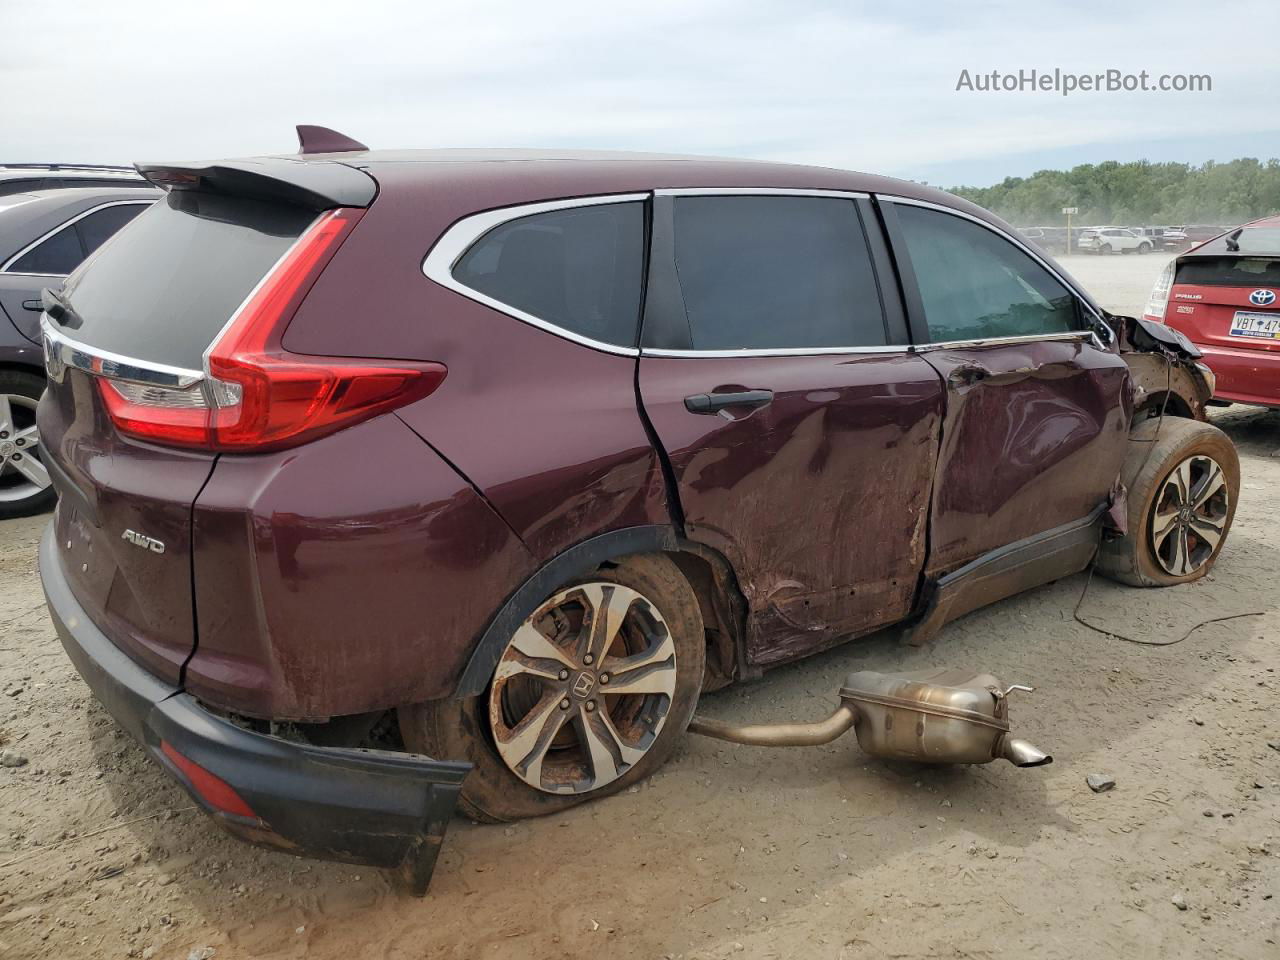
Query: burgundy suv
xmin=38 ymin=140 xmax=1238 ymax=892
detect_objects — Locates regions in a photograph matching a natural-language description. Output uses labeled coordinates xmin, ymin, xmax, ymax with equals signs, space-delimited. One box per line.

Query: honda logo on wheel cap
xmin=1249 ymin=289 xmax=1276 ymax=306
xmin=572 ymin=672 xmax=596 ymax=698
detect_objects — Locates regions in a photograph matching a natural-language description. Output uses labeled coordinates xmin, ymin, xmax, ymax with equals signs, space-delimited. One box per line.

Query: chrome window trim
xmin=913 ymin=331 xmax=1092 ymax=352
xmin=41 ymin=315 xmax=204 ymax=389
xmin=0 ymin=199 xmax=155 ymax=276
xmin=644 ymin=345 xmax=908 ymax=359
xmin=422 ymin=193 xmax=650 ymax=357
xmin=654 ymin=187 xmax=870 ymax=199
xmin=880 ymin=195 xmax=1109 ymax=329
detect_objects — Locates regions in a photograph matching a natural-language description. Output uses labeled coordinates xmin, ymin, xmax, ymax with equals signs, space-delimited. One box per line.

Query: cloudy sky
xmin=4 ymin=0 xmax=1277 ymax=187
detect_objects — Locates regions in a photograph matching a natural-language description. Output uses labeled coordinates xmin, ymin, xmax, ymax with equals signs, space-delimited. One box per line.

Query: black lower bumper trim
xmin=39 ymin=524 xmax=471 ymax=895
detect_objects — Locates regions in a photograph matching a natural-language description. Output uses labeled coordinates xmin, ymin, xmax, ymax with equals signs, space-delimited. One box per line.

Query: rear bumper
xmin=1194 ymin=341 xmax=1280 ymax=408
xmin=39 ymin=525 xmax=470 ymax=894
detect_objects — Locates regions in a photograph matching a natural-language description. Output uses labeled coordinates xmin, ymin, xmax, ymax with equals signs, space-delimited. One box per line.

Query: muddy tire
xmin=401 ymin=554 xmax=705 ymax=823
xmin=0 ymin=369 xmax=55 ymax=521
xmin=1096 ymin=417 xmax=1239 ymax=587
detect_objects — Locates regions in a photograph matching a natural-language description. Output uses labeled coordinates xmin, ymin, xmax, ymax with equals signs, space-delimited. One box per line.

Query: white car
xmin=1077 ymin=227 xmax=1154 ymax=255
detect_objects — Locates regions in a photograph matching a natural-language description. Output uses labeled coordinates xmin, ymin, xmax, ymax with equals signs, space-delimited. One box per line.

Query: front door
xmin=638 ymin=192 xmax=944 ymax=664
xmin=883 ymin=199 xmax=1131 ymax=578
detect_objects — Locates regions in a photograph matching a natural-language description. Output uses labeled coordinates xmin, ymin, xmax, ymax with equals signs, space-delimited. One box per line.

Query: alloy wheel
xmin=0 ymin=394 xmax=50 ymax=504
xmin=1150 ymin=454 xmax=1229 ymax=577
xmin=487 ymin=582 xmax=678 ymax=795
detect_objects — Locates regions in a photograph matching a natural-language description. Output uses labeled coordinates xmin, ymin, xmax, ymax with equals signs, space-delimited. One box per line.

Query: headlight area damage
xmin=41 ymin=528 xmax=470 ymax=896
xmin=1112 ymin=313 xmax=1217 ymax=421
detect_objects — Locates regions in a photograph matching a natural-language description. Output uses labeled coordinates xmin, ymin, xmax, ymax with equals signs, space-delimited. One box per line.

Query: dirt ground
xmin=1 ymin=253 xmax=1277 ymax=960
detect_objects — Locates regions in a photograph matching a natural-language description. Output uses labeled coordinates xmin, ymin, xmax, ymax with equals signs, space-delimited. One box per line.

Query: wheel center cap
xmin=571 ymin=671 xmax=596 ymax=699
xmin=0 ymin=441 xmax=12 ymax=457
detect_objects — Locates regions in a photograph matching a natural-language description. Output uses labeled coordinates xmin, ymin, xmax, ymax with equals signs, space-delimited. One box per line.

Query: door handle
xmin=946 ymin=364 xmax=991 ymax=387
xmin=21 ymin=300 xmax=43 ymax=312
xmin=684 ymin=389 xmax=774 ymax=414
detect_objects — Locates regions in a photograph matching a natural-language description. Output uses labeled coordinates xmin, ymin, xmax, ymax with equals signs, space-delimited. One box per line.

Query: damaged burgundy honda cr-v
xmin=38 ymin=128 xmax=1237 ymax=892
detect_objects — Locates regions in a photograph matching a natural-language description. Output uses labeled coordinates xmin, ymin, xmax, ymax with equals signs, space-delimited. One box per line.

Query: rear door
xmin=638 ymin=191 xmax=944 ymax=663
xmin=38 ymin=190 xmax=319 ymax=682
xmin=881 ymin=199 xmax=1130 ymax=578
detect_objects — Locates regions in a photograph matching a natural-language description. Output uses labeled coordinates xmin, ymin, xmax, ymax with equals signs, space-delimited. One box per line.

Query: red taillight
xmin=100 ymin=207 xmax=447 ymax=452
xmin=161 ymin=741 xmax=257 ymax=819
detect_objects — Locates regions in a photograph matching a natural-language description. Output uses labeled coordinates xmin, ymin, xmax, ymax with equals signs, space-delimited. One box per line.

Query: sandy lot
xmin=1 ymin=253 xmax=1277 ymax=960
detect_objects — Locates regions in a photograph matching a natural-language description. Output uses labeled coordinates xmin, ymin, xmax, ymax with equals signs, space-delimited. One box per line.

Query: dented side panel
xmin=638 ymin=352 xmax=944 ymax=664
xmin=920 ymin=340 xmax=1131 ymax=578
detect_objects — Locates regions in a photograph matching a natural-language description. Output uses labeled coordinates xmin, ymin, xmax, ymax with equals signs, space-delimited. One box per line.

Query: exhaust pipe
xmin=688 ymin=668 xmax=1051 ymax=769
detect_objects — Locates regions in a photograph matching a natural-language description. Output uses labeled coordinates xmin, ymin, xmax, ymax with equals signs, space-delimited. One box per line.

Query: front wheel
xmin=1138 ymin=242 xmax=1152 ymax=254
xmin=402 ymin=554 xmax=705 ymax=822
xmin=1097 ymin=418 xmax=1239 ymax=587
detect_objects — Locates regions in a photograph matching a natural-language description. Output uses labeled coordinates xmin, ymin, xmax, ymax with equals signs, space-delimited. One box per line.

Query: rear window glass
xmin=453 ymin=201 xmax=644 ymax=348
xmin=59 ymin=191 xmax=314 ymax=369
xmin=1177 ymin=256 xmax=1280 ymax=286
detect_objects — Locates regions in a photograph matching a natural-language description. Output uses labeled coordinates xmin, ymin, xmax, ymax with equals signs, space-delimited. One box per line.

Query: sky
xmin=3 ymin=0 xmax=1278 ymax=188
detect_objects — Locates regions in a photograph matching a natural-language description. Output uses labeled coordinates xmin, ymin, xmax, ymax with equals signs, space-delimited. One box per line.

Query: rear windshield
xmin=58 ymin=191 xmax=315 ymax=369
xmin=1176 ymin=256 xmax=1280 ymax=286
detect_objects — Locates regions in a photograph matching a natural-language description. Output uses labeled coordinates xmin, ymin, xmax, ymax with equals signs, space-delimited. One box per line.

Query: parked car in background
xmin=1146 ymin=215 xmax=1280 ymax=408
xmin=1175 ymin=224 xmax=1231 ymax=245
xmin=1078 ymin=227 xmax=1154 ymax=254
xmin=0 ymin=163 xmax=148 ymax=198
xmin=0 ymin=186 xmax=159 ymax=517
xmin=37 ymin=140 xmax=1234 ymax=892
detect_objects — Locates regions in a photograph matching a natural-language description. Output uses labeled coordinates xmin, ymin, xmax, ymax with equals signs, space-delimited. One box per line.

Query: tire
xmin=0 ymin=369 xmax=55 ymax=521
xmin=401 ymin=553 xmax=705 ymax=822
xmin=1138 ymin=242 xmax=1152 ymax=254
xmin=1101 ymin=243 xmax=1113 ymax=255
xmin=1096 ymin=417 xmax=1239 ymax=587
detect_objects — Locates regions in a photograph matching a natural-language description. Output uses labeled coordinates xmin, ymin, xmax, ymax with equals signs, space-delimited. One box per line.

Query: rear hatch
xmin=1167 ymin=254 xmax=1280 ymax=352
xmin=38 ymin=188 xmax=328 ymax=682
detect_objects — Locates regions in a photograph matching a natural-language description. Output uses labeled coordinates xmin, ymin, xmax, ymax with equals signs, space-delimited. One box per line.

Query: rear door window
xmin=75 ymin=203 xmax=148 ymax=257
xmin=895 ymin=204 xmax=1078 ymax=342
xmin=670 ymin=195 xmax=885 ymax=350
xmin=58 ymin=191 xmax=315 ymax=369
xmin=7 ymin=222 xmax=84 ymax=275
xmin=452 ymin=201 xmax=645 ymax=348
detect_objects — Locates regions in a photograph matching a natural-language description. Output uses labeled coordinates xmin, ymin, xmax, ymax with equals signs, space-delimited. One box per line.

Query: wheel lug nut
xmin=12 ymin=453 xmax=20 ymax=460
xmin=585 ymin=701 xmax=596 ymax=712
xmin=558 ymin=669 xmax=569 ymax=680
xmin=14 ymin=439 xmax=22 ymax=446
xmin=599 ymin=673 xmax=610 ymax=684
xmin=559 ymin=698 xmax=570 ymax=710
xmin=583 ymin=654 xmax=594 ymax=665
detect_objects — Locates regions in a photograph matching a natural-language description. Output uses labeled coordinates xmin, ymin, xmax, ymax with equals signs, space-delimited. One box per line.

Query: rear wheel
xmin=0 ymin=370 xmax=55 ymax=520
xmin=1097 ymin=418 xmax=1239 ymax=587
xmin=1138 ymin=242 xmax=1153 ymax=254
xmin=402 ymin=554 xmax=705 ymax=822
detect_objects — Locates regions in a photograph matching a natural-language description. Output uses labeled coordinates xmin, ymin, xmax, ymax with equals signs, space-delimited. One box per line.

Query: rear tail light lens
xmin=100 ymin=207 xmax=446 ymax=452
xmin=161 ymin=741 xmax=257 ymax=819
xmin=1145 ymin=261 xmax=1175 ymax=320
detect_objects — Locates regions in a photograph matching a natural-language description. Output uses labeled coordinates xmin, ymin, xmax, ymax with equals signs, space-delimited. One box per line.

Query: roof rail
xmin=0 ymin=163 xmax=142 ymax=173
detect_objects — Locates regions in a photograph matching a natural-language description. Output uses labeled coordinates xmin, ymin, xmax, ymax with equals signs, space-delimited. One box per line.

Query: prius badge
xmin=121 ymin=529 xmax=165 ymax=554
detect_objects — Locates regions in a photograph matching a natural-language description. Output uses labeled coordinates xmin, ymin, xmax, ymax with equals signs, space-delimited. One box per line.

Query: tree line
xmin=947 ymin=158 xmax=1280 ymax=227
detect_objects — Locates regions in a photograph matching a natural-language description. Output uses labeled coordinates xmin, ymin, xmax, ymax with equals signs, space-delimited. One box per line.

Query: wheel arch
xmin=453 ymin=525 xmax=749 ymax=698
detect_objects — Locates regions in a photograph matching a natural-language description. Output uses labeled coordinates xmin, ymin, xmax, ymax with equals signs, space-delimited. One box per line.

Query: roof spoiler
xmin=134 ymin=157 xmax=376 ymax=210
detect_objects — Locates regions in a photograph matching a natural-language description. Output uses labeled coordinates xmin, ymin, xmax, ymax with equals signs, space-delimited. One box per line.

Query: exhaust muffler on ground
xmin=688 ymin=668 xmax=1051 ymax=768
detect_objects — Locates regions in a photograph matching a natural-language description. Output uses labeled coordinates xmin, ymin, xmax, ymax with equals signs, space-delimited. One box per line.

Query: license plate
xmin=1229 ymin=311 xmax=1280 ymax=340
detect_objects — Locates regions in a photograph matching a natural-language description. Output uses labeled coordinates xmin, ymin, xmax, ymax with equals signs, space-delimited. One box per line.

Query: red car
xmin=38 ymin=131 xmax=1236 ymax=893
xmin=1146 ymin=215 xmax=1280 ymax=407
